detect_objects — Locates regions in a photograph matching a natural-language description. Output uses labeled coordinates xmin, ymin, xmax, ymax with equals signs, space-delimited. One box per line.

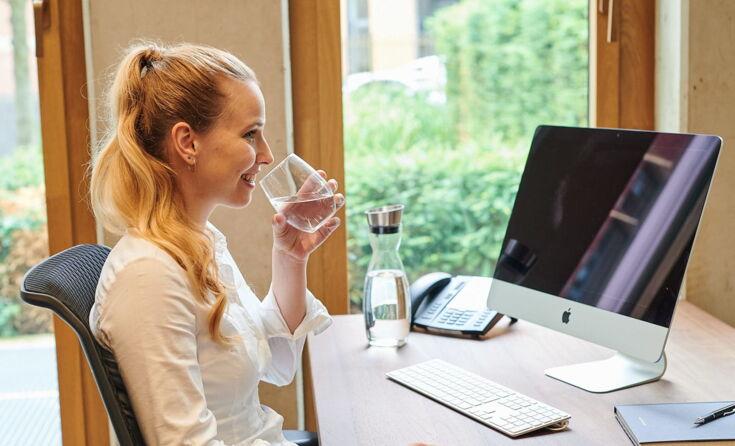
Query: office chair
xmin=21 ymin=244 xmax=318 ymax=446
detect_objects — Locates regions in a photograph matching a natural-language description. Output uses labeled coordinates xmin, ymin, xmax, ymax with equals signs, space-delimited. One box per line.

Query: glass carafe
xmin=363 ymin=204 xmax=411 ymax=347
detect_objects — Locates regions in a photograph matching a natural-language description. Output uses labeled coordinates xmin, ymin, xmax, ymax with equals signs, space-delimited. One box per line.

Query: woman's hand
xmin=271 ymin=170 xmax=345 ymax=263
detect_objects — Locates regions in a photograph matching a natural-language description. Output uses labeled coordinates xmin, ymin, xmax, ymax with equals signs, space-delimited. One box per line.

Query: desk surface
xmin=307 ymin=301 xmax=735 ymax=446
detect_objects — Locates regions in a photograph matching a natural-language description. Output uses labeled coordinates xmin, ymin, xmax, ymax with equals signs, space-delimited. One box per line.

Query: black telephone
xmin=410 ymin=272 xmax=514 ymax=338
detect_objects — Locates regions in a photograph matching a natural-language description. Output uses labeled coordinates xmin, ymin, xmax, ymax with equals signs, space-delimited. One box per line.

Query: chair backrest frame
xmin=20 ymin=244 xmax=145 ymax=446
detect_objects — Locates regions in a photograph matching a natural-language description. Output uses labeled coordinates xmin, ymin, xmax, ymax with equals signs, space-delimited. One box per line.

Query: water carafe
xmin=363 ymin=204 xmax=411 ymax=347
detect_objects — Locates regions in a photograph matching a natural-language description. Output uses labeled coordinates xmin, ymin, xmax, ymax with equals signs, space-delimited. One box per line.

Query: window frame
xmin=35 ymin=0 xmax=109 ymax=444
xmin=593 ymin=0 xmax=655 ymax=129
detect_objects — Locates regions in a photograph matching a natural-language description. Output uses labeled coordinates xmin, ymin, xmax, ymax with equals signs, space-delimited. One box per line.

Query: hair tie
xmin=140 ymin=58 xmax=154 ymax=78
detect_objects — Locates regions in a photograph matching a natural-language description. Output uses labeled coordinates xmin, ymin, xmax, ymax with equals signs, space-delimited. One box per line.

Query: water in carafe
xmin=363 ymin=204 xmax=411 ymax=347
xmin=364 ymin=269 xmax=410 ymax=346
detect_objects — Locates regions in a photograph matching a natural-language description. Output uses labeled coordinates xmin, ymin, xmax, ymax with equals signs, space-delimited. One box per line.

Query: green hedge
xmin=345 ymin=84 xmax=524 ymax=306
xmin=0 ymin=146 xmax=45 ymax=261
xmin=346 ymin=143 xmax=523 ymax=305
xmin=0 ymin=144 xmax=45 ymax=191
xmin=428 ymin=0 xmax=588 ymax=147
xmin=0 ymin=146 xmax=48 ymax=336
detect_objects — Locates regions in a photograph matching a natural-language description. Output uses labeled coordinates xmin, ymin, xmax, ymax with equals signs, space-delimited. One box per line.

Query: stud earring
xmin=187 ymin=144 xmax=197 ymax=172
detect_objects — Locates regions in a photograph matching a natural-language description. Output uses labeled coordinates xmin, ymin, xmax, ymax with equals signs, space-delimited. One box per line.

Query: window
xmin=342 ymin=0 xmax=589 ymax=311
xmin=0 ymin=0 xmax=60 ymax=444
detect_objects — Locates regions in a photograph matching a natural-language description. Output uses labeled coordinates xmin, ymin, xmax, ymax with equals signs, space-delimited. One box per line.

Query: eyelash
xmin=243 ymin=130 xmax=257 ymax=142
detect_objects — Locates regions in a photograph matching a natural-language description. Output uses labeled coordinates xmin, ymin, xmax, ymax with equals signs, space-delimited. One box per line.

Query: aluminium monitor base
xmin=544 ymin=351 xmax=667 ymax=393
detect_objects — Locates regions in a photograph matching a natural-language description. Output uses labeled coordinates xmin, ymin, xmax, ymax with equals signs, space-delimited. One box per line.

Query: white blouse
xmin=90 ymin=222 xmax=332 ymax=445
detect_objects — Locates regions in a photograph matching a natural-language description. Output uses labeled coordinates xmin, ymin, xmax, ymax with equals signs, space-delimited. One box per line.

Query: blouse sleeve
xmin=98 ymin=257 xmax=228 ymax=446
xmin=257 ymin=288 xmax=333 ymax=386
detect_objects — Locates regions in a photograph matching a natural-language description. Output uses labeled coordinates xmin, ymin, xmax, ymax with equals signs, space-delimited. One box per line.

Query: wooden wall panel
xmin=684 ymin=0 xmax=735 ymax=327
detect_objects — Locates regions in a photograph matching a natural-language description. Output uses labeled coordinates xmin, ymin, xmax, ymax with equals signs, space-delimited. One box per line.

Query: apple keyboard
xmin=386 ymin=359 xmax=570 ymax=437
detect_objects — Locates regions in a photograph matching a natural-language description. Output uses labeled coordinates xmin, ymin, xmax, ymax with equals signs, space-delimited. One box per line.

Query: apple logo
xmin=562 ymin=308 xmax=571 ymax=324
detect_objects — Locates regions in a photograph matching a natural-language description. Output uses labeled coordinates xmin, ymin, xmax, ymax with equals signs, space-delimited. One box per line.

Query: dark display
xmin=494 ymin=126 xmax=720 ymax=327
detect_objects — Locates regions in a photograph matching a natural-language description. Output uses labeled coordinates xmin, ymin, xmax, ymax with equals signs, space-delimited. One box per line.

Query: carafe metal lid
xmin=365 ymin=204 xmax=404 ymax=231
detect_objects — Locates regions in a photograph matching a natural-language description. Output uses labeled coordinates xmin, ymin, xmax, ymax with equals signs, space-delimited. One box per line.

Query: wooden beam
xmin=35 ymin=0 xmax=109 ymax=444
xmin=595 ymin=0 xmax=655 ymax=129
xmin=289 ymin=0 xmax=348 ymax=432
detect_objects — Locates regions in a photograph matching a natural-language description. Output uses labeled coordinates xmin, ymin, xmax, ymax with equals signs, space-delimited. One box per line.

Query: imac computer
xmin=486 ymin=126 xmax=721 ymax=393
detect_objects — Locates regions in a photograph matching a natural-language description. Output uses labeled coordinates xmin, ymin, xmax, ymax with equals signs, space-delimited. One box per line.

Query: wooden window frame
xmin=593 ymin=0 xmax=655 ymax=129
xmin=34 ymin=0 xmax=109 ymax=444
xmin=289 ymin=0 xmax=349 ymax=318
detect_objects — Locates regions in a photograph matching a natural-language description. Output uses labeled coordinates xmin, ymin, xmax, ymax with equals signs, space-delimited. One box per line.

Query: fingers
xmin=272 ymin=213 xmax=289 ymax=237
xmin=298 ymin=170 xmax=332 ymax=196
xmin=334 ymin=193 xmax=345 ymax=209
xmin=324 ymin=217 xmax=342 ymax=235
xmin=299 ymin=174 xmax=321 ymax=195
xmin=327 ymin=216 xmax=341 ymax=229
xmin=316 ymin=216 xmax=341 ymax=240
xmin=316 ymin=170 xmax=339 ymax=192
xmin=327 ymin=178 xmax=338 ymax=193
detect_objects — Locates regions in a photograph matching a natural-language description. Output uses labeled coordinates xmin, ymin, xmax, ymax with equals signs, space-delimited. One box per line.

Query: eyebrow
xmin=242 ymin=120 xmax=265 ymax=131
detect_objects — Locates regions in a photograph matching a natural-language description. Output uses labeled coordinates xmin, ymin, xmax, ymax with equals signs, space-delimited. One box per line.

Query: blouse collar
xmin=206 ymin=221 xmax=228 ymax=259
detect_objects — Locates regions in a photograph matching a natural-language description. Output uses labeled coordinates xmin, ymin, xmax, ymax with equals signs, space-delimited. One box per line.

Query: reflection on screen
xmin=493 ymin=126 xmax=720 ymax=327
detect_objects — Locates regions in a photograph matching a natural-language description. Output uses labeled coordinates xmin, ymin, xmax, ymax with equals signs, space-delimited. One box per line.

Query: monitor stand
xmin=544 ymin=352 xmax=667 ymax=393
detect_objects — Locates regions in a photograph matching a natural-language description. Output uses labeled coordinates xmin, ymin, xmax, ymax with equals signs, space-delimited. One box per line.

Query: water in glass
xmin=271 ymin=190 xmax=336 ymax=233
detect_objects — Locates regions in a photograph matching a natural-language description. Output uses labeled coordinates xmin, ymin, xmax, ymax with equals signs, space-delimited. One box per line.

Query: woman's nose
xmin=259 ymin=140 xmax=274 ymax=165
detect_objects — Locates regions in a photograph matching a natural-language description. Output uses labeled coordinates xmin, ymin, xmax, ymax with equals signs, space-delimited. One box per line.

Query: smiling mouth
xmin=240 ymin=173 xmax=256 ymax=186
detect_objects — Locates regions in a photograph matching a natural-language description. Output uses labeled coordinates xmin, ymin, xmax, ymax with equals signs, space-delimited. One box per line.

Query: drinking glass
xmin=260 ymin=153 xmax=337 ymax=233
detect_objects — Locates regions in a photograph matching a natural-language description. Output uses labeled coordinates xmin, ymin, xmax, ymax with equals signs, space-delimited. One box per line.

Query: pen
xmin=694 ymin=402 xmax=735 ymax=426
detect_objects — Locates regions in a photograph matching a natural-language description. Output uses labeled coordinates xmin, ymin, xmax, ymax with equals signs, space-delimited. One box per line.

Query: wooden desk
xmin=307 ymin=302 xmax=735 ymax=445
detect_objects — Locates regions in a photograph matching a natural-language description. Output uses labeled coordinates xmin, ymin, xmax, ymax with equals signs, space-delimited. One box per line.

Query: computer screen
xmin=487 ymin=126 xmax=721 ymax=391
xmin=493 ymin=126 xmax=720 ymax=328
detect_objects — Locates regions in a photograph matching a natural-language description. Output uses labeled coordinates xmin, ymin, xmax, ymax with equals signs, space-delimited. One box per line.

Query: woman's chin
xmin=232 ymin=197 xmax=252 ymax=208
xmin=223 ymin=191 xmax=252 ymax=209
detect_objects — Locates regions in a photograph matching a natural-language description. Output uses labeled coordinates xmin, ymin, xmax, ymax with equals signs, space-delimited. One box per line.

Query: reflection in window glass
xmin=343 ymin=0 xmax=589 ymax=311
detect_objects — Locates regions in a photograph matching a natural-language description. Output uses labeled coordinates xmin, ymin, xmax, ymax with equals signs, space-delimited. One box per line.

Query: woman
xmin=89 ymin=42 xmax=344 ymax=445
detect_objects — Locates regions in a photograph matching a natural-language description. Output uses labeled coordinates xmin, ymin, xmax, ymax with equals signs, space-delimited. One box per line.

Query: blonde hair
xmin=90 ymin=42 xmax=257 ymax=344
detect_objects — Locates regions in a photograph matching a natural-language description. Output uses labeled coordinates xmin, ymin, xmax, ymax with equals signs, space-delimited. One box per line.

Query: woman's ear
xmin=170 ymin=121 xmax=198 ymax=165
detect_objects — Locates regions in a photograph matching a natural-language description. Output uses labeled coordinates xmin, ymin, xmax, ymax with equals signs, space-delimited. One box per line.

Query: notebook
xmin=615 ymin=402 xmax=735 ymax=445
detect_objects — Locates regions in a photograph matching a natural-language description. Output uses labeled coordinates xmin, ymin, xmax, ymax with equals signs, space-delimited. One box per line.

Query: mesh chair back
xmin=20 ymin=244 xmax=145 ymax=446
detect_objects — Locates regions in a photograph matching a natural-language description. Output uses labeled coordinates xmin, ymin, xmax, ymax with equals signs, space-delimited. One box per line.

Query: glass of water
xmin=260 ymin=153 xmax=338 ymax=233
